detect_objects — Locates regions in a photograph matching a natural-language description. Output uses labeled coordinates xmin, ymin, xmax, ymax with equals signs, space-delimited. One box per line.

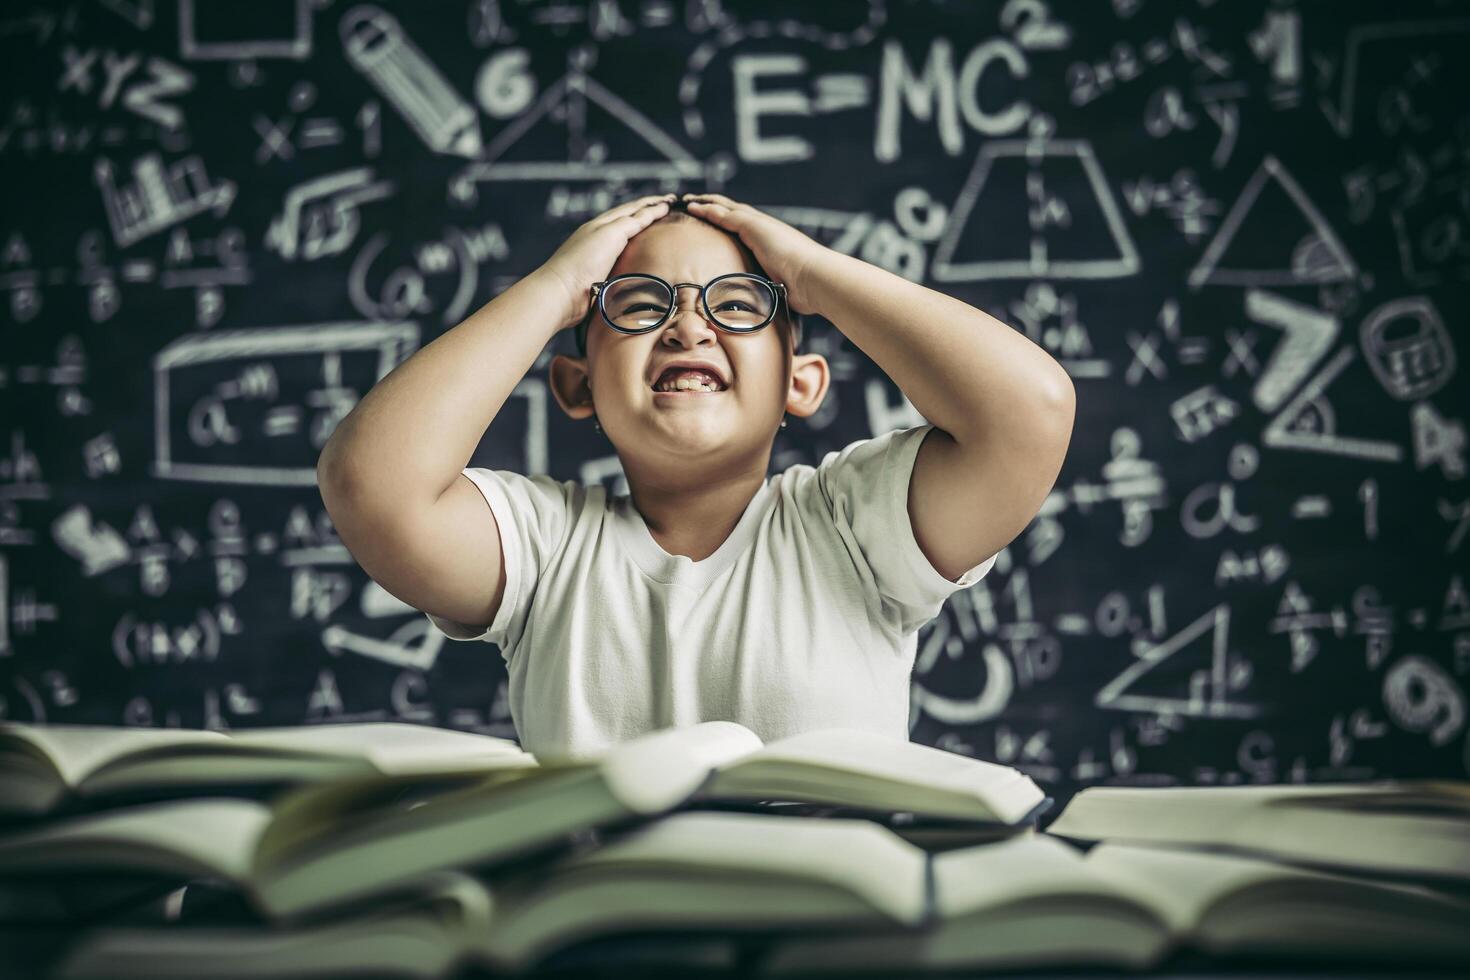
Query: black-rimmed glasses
xmin=576 ymin=273 xmax=790 ymax=352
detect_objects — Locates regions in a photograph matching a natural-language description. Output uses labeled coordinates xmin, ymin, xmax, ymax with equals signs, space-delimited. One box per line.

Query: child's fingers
xmin=633 ymin=200 xmax=671 ymax=225
xmin=683 ymin=192 xmax=741 ymax=209
xmin=685 ymin=195 xmax=758 ymax=227
xmin=611 ymin=199 xmax=673 ymax=234
xmin=685 ymin=200 xmax=736 ymax=223
xmin=616 ymin=195 xmax=675 ymax=220
xmin=598 ymin=193 xmax=676 ymax=225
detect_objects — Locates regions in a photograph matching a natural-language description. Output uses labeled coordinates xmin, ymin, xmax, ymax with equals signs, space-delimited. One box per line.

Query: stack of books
xmin=758 ymin=780 xmax=1470 ymax=975
xmin=0 ymin=720 xmax=1466 ymax=979
xmin=0 ymin=720 xmax=1047 ymax=977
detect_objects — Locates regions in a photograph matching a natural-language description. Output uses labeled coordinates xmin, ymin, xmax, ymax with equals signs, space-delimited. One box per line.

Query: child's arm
xmin=685 ymin=193 xmax=1075 ymax=581
xmin=315 ymin=269 xmax=573 ymax=628
xmin=317 ymin=270 xmax=572 ymax=504
xmin=317 ymin=194 xmax=675 ymax=628
xmin=805 ymin=250 xmax=1074 ymax=579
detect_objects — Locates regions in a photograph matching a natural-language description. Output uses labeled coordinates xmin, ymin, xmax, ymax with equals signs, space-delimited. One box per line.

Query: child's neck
xmin=627 ymin=468 xmax=768 ymax=562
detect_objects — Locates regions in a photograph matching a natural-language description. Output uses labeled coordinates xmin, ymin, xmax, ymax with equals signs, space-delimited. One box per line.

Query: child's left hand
xmin=681 ymin=193 xmax=833 ymax=316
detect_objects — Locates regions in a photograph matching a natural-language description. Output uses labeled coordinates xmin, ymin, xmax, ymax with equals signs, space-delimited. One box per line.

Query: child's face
xmin=549 ymin=217 xmax=824 ymax=467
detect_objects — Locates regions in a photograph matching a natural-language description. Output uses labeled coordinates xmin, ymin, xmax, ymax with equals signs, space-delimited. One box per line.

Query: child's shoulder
xmin=462 ymin=467 xmax=589 ymax=520
xmin=804 ymin=424 xmax=931 ymax=479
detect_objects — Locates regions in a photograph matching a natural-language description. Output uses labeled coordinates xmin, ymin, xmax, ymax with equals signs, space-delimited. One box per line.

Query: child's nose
xmin=663 ymin=306 xmax=720 ymax=341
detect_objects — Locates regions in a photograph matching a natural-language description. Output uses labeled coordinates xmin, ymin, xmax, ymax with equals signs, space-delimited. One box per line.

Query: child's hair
xmin=570 ymin=200 xmax=804 ymax=357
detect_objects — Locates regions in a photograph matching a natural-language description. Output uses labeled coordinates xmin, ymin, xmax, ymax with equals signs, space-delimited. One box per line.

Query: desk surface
xmin=524 ymin=932 xmax=1469 ymax=980
xmin=5 ymin=929 xmax=1465 ymax=980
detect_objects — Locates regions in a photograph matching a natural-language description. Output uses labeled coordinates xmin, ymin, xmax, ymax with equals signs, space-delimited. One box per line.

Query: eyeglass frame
xmin=575 ymin=272 xmax=800 ymax=355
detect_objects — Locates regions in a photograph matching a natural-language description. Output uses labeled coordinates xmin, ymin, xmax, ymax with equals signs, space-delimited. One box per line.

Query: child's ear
xmin=548 ymin=354 xmax=596 ymax=421
xmin=786 ymin=352 xmax=829 ymax=420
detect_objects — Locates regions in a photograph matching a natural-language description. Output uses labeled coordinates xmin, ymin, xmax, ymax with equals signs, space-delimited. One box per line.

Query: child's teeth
xmin=655 ymin=373 xmax=724 ymax=391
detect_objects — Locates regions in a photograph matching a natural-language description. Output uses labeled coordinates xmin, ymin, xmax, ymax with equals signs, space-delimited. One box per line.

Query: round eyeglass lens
xmin=601 ymin=275 xmax=776 ymax=332
xmin=602 ymin=276 xmax=671 ymax=331
xmin=706 ymin=275 xmax=776 ymax=330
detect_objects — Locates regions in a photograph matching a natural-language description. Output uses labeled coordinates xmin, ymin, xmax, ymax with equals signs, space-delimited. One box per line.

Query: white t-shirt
xmin=426 ymin=423 xmax=998 ymax=761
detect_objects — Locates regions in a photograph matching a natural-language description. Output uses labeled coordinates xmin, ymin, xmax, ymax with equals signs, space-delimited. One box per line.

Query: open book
xmin=0 ymin=722 xmax=534 ymax=818
xmin=474 ymin=809 xmax=931 ymax=972
xmin=1045 ymin=780 xmax=1470 ymax=883
xmin=51 ymin=870 xmax=492 ymax=980
xmin=0 ymin=721 xmax=1041 ymax=923
xmin=756 ymin=832 xmax=1470 ymax=975
xmin=3 ymin=720 xmax=1045 ymax=828
xmin=689 ymin=725 xmax=1048 ymax=825
xmin=51 ymin=811 xmax=933 ymax=979
xmin=0 ymin=719 xmax=738 ymax=923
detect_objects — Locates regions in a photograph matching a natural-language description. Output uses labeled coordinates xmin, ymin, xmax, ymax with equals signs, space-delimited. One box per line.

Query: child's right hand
xmin=537 ymin=194 xmax=676 ymax=331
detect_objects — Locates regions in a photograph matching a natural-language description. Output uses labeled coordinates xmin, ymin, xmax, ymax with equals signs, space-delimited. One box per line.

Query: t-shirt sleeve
xmin=423 ymin=467 xmax=571 ymax=660
xmin=813 ymin=423 xmax=998 ymax=636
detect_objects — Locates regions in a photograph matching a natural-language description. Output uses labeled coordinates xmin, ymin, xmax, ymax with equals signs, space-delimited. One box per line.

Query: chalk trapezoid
xmin=932 ymin=139 xmax=1139 ymax=282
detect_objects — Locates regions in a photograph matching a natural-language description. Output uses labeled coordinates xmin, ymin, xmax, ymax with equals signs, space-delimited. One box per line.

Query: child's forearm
xmin=805 ymin=251 xmax=1074 ymax=448
xmin=317 ymin=270 xmax=575 ymax=507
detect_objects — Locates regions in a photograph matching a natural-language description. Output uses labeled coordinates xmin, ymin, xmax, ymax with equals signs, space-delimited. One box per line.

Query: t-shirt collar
xmin=613 ymin=479 xmax=773 ymax=587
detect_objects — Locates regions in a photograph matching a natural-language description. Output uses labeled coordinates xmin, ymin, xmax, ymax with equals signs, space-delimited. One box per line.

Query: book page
xmin=252 ymin=765 xmax=551 ymax=867
xmin=1084 ymin=840 xmax=1470 ymax=956
xmin=932 ymin=834 xmax=1149 ymax=917
xmin=1049 ymin=784 xmax=1470 ymax=879
xmin=0 ymin=723 xmax=230 ymax=788
xmin=1082 ymin=841 xmax=1330 ymax=933
xmin=595 ymin=721 xmax=765 ymax=814
xmin=1049 ymin=782 xmax=1462 ymax=842
xmin=709 ymin=728 xmax=1043 ymax=823
xmin=1048 ymin=786 xmax=1258 ymax=841
xmin=53 ymin=869 xmax=493 ymax=980
xmin=737 ymin=728 xmax=1021 ymax=789
xmin=226 ymin=723 xmax=532 ymax=774
xmin=1279 ymin=784 xmax=1470 ymax=816
xmin=752 ymin=834 xmax=1172 ymax=977
xmin=551 ymin=810 xmax=929 ymax=925
xmin=0 ymin=798 xmax=273 ymax=882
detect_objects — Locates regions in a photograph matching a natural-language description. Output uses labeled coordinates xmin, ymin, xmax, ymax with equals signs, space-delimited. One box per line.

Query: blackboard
xmin=2 ymin=0 xmax=1467 ymax=810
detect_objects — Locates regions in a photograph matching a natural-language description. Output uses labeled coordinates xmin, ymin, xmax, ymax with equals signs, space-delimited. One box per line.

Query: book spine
xmin=922 ymin=853 xmax=936 ymax=929
xmin=685 ymin=766 xmax=722 ymax=803
xmin=1021 ymin=796 xmax=1056 ymax=827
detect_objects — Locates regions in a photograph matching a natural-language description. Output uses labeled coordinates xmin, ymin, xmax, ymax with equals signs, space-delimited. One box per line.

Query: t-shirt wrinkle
xmin=425 ymin=423 xmax=999 ymax=760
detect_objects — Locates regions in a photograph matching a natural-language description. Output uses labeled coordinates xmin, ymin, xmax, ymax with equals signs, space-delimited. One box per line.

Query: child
xmin=316 ymin=192 xmax=1075 ymax=762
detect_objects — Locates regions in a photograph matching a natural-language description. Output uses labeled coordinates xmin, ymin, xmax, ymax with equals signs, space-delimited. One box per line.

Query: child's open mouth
xmin=651 ymin=368 xmax=728 ymax=395
xmin=653 ymin=387 xmax=726 ymax=396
